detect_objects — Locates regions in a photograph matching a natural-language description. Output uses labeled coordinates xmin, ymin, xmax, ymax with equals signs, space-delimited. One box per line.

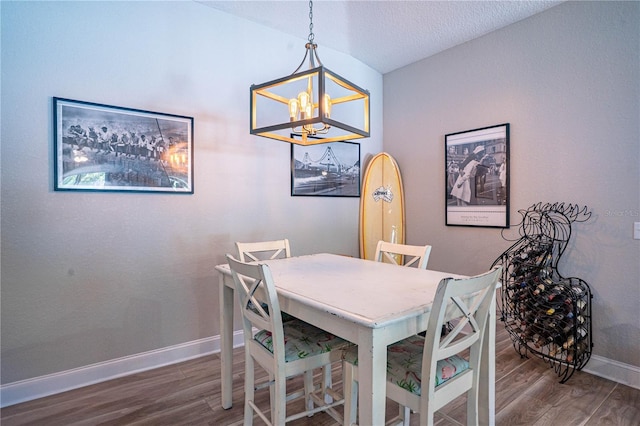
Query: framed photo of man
xmin=445 ymin=123 xmax=509 ymax=228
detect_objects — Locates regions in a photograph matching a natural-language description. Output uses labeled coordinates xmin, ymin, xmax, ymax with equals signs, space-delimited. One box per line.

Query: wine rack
xmin=492 ymin=202 xmax=593 ymax=383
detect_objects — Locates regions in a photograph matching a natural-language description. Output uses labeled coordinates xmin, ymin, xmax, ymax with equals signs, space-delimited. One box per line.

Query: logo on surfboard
xmin=372 ymin=186 xmax=394 ymax=203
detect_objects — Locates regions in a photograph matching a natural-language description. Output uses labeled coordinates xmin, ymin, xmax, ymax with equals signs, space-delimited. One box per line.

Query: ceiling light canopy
xmin=250 ymin=0 xmax=370 ymax=146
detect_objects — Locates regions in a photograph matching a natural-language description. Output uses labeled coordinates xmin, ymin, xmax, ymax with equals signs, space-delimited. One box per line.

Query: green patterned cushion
xmin=254 ymin=320 xmax=350 ymax=362
xmin=342 ymin=335 xmax=469 ymax=395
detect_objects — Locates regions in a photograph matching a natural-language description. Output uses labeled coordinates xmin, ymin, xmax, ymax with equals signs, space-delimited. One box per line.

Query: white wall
xmin=384 ymin=1 xmax=639 ymax=368
xmin=0 ymin=0 xmax=383 ymax=385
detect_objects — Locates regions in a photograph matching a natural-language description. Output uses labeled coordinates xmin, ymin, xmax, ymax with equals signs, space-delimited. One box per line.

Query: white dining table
xmin=214 ymin=253 xmax=497 ymax=425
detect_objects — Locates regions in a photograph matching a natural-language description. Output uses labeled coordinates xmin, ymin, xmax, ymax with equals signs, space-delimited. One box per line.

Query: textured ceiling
xmin=198 ymin=0 xmax=563 ymax=74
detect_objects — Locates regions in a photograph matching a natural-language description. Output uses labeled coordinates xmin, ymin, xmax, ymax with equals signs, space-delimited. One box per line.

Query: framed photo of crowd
xmin=53 ymin=97 xmax=194 ymax=193
xmin=445 ymin=123 xmax=510 ymax=228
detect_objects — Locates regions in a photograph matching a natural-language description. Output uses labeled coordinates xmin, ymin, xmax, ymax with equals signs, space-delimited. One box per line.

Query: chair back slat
xmin=425 ymin=267 xmax=500 ymax=361
xmin=374 ymin=240 xmax=432 ymax=269
xmin=236 ymin=239 xmax=291 ymax=262
xmin=226 ymin=255 xmax=285 ymax=358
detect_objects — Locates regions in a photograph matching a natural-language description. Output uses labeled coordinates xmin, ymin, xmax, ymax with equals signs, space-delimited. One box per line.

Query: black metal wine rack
xmin=492 ymin=202 xmax=593 ymax=383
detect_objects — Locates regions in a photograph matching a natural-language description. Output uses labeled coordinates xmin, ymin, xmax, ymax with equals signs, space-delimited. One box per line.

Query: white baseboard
xmin=0 ymin=331 xmax=246 ymax=408
xmin=581 ymin=354 xmax=640 ymax=390
xmin=2 ymin=335 xmax=638 ymax=408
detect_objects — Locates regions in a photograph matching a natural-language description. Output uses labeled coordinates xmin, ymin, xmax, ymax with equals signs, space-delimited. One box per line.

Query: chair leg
xmin=398 ymin=404 xmax=411 ymax=426
xmin=418 ymin=394 xmax=436 ymax=426
xmin=273 ymin=373 xmax=287 ymax=426
xmin=266 ymin=372 xmax=275 ymax=425
xmin=466 ymin=384 xmax=480 ymax=426
xmin=322 ymin=364 xmax=334 ymax=404
xmin=342 ymin=361 xmax=358 ymax=426
xmin=244 ymin=355 xmax=255 ymax=426
xmin=304 ymin=369 xmax=315 ymax=412
xmin=425 ymin=401 xmax=436 ymax=426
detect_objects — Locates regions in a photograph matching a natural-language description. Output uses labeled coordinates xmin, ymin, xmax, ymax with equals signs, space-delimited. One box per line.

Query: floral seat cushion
xmin=342 ymin=335 xmax=469 ymax=395
xmin=254 ymin=319 xmax=351 ymax=362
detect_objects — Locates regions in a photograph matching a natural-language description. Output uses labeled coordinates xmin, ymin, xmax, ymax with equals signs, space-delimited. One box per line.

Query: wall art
xmin=290 ymin=136 xmax=360 ymax=197
xmin=446 ymin=123 xmax=509 ymax=227
xmin=54 ymin=97 xmax=194 ymax=193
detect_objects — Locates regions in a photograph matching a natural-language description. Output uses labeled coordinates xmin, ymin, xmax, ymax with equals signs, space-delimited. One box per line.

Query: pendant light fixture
xmin=250 ymin=0 xmax=370 ymax=146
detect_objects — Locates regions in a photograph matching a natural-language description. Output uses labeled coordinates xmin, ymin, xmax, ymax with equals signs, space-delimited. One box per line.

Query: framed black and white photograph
xmin=445 ymin=123 xmax=509 ymax=228
xmin=54 ymin=97 xmax=194 ymax=193
xmin=291 ymin=136 xmax=360 ymax=197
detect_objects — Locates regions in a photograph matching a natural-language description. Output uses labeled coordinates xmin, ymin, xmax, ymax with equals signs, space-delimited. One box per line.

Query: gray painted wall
xmin=0 ymin=1 xmax=383 ymax=384
xmin=384 ymin=1 xmax=639 ymax=366
xmin=1 ymin=0 xmax=638 ymax=388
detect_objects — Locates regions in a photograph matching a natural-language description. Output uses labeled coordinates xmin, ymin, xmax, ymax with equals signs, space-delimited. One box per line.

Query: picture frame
xmin=290 ymin=135 xmax=361 ymax=197
xmin=54 ymin=97 xmax=194 ymax=193
xmin=445 ymin=123 xmax=509 ymax=228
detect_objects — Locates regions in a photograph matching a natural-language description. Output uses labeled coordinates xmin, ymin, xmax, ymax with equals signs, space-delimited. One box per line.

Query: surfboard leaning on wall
xmin=359 ymin=152 xmax=406 ymax=260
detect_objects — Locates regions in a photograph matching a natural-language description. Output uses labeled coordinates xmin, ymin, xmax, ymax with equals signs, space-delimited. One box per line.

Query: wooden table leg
xmin=219 ymin=274 xmax=234 ymax=409
xmin=357 ymin=332 xmax=387 ymax=425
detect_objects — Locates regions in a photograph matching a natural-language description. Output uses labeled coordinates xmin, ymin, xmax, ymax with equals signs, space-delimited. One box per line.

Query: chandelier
xmin=250 ymin=0 xmax=370 ymax=146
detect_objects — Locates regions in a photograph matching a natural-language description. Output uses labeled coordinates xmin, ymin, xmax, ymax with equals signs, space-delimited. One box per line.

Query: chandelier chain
xmin=308 ymin=0 xmax=314 ymax=44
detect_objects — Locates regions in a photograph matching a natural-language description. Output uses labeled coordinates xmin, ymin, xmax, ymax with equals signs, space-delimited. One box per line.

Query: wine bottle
xmin=563 ymin=335 xmax=575 ymax=349
xmin=533 ymin=283 xmax=545 ymax=295
xmin=576 ymin=299 xmax=587 ymax=312
xmin=547 ymin=286 xmax=563 ymax=302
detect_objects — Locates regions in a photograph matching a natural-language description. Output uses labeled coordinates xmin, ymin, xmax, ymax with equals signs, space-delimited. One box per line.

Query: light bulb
xmin=298 ymin=92 xmax=310 ymax=119
xmin=323 ymin=94 xmax=331 ymax=118
xmin=289 ymin=98 xmax=299 ymax=121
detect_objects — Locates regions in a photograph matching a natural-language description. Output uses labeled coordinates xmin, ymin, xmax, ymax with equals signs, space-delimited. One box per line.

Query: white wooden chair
xmin=342 ymin=266 xmax=502 ymax=426
xmin=235 ymin=238 xmax=336 ymax=392
xmin=227 ymin=254 xmax=349 ymax=425
xmin=236 ymin=239 xmax=291 ymax=262
xmin=374 ymin=240 xmax=432 ymax=269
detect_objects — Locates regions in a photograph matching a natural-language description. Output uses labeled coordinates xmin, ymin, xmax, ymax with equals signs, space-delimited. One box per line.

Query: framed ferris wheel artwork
xmin=290 ymin=135 xmax=361 ymax=197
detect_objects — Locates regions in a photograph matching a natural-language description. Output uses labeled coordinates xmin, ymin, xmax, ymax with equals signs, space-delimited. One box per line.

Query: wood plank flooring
xmin=2 ymin=325 xmax=639 ymax=425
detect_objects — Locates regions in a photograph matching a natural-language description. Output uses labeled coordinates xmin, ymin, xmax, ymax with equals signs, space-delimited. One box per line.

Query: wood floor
xmin=2 ymin=325 xmax=639 ymax=425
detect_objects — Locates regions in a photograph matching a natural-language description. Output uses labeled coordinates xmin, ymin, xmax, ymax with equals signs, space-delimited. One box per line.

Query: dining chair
xmin=374 ymin=240 xmax=432 ymax=269
xmin=235 ymin=238 xmax=335 ymax=393
xmin=342 ymin=266 xmax=502 ymax=426
xmin=236 ymin=239 xmax=291 ymax=262
xmin=227 ymin=254 xmax=350 ymax=426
